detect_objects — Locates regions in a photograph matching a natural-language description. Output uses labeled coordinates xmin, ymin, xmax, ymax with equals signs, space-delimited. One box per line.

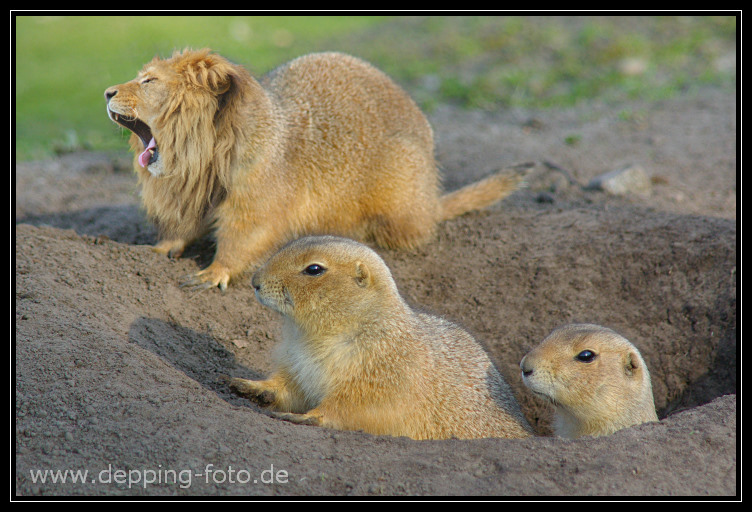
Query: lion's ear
xmin=199 ymin=54 xmax=235 ymax=95
xmin=179 ymin=50 xmax=237 ymax=96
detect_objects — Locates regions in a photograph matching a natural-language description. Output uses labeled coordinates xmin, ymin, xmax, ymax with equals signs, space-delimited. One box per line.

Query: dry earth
xmin=15 ymin=86 xmax=736 ymax=497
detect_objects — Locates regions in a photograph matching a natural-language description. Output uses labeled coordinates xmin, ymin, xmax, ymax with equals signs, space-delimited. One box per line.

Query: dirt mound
xmin=15 ymin=88 xmax=736 ymax=496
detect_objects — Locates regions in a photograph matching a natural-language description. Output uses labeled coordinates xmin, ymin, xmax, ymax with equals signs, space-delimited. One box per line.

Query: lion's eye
xmin=140 ymin=77 xmax=157 ymax=84
xmin=575 ymin=350 xmax=597 ymax=363
xmin=302 ymin=264 xmax=326 ymax=276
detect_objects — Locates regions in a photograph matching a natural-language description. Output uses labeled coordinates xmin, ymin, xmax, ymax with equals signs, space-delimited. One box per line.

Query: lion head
xmin=104 ymin=48 xmax=258 ymax=241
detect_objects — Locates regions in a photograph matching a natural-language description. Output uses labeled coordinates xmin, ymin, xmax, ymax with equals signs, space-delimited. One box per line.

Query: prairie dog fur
xmin=520 ymin=324 xmax=658 ymax=438
xmin=229 ymin=235 xmax=533 ymax=440
xmin=104 ymin=49 xmax=529 ymax=290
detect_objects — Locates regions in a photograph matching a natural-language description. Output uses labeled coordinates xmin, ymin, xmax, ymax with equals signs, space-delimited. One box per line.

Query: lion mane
xmin=132 ymin=50 xmax=263 ymax=245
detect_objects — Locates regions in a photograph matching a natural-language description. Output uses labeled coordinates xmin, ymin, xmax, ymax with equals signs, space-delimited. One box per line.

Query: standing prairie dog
xmin=520 ymin=324 xmax=658 ymax=438
xmin=228 ymin=236 xmax=533 ymax=440
xmin=104 ymin=49 xmax=531 ymax=290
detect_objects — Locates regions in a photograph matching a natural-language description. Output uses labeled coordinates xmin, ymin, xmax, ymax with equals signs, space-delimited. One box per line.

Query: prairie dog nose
xmin=520 ymin=356 xmax=534 ymax=377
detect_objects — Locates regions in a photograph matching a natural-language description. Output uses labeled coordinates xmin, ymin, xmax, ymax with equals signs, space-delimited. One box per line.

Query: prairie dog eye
xmin=575 ymin=350 xmax=597 ymax=363
xmin=302 ymin=264 xmax=326 ymax=276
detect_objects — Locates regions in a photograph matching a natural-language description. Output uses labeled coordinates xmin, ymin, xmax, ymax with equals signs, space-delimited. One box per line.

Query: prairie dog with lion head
xmin=520 ymin=324 xmax=658 ymax=438
xmin=228 ymin=235 xmax=533 ymax=440
xmin=104 ymin=49 xmax=530 ymax=290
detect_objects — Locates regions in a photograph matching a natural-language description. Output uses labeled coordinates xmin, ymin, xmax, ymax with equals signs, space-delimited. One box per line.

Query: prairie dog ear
xmin=623 ymin=351 xmax=641 ymax=377
xmin=354 ymin=261 xmax=371 ymax=288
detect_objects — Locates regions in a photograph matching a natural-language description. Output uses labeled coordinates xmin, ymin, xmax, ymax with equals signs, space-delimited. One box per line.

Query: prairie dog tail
xmin=439 ymin=162 xmax=534 ymax=221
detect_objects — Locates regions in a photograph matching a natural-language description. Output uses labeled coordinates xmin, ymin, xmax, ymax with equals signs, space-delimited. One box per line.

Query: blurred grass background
xmin=14 ymin=15 xmax=736 ymax=161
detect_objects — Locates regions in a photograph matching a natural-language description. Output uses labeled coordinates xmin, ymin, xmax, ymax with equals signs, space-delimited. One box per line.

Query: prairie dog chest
xmin=277 ymin=325 xmax=351 ymax=407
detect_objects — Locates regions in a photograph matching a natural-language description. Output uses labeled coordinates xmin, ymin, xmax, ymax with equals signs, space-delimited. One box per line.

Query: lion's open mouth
xmin=109 ymin=111 xmax=159 ymax=168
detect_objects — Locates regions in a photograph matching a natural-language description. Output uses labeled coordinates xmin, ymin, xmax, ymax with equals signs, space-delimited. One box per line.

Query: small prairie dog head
xmin=520 ymin=324 xmax=658 ymax=438
xmin=251 ymin=236 xmax=404 ymax=337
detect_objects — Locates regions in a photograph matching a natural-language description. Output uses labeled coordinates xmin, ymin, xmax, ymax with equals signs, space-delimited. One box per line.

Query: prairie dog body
xmin=229 ymin=236 xmax=533 ymax=440
xmin=520 ymin=324 xmax=658 ymax=438
xmin=104 ymin=49 xmax=528 ymax=290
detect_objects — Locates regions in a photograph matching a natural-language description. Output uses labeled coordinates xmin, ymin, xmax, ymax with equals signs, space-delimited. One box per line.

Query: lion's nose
xmin=104 ymin=87 xmax=117 ymax=102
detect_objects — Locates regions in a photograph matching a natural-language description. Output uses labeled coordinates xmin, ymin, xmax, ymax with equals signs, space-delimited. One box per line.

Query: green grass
xmin=15 ymin=15 xmax=736 ymax=161
xmin=352 ymin=16 xmax=737 ymax=111
xmin=14 ymin=15 xmax=387 ymax=160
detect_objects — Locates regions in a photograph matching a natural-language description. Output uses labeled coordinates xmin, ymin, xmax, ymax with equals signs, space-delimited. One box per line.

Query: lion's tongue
xmin=138 ymin=137 xmax=157 ymax=168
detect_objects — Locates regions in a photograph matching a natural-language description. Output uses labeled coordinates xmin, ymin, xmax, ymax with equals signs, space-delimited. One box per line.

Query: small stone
xmin=619 ymin=57 xmax=648 ymax=76
xmin=231 ymin=338 xmax=249 ymax=349
xmin=586 ymin=165 xmax=652 ymax=197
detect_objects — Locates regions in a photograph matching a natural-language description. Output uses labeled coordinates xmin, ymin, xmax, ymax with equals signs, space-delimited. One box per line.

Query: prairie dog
xmin=229 ymin=236 xmax=533 ymax=440
xmin=520 ymin=324 xmax=658 ymax=438
xmin=104 ymin=49 xmax=529 ymax=290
